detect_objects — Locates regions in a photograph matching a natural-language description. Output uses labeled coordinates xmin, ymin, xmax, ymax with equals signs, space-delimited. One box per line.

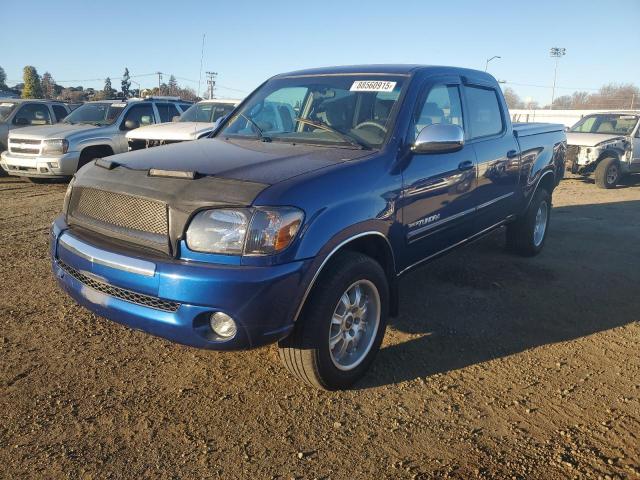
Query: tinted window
xmin=14 ymin=103 xmax=52 ymax=126
xmin=465 ymin=86 xmax=503 ymax=138
xmin=52 ymin=105 xmax=69 ymax=122
xmin=414 ymin=84 xmax=463 ymax=140
xmin=64 ymin=102 xmax=125 ymax=125
xmin=179 ymin=103 xmax=192 ymax=112
xmin=123 ymin=104 xmax=155 ymax=127
xmin=156 ymin=103 xmax=180 ymax=123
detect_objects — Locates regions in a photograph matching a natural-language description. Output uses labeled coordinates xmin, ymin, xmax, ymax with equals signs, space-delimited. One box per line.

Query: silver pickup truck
xmin=0 ymin=99 xmax=73 ymax=175
xmin=0 ymin=97 xmax=191 ymax=182
xmin=566 ymin=111 xmax=640 ymax=188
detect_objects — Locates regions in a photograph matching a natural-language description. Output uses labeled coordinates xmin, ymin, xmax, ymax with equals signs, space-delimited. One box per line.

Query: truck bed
xmin=513 ymin=122 xmax=565 ymax=137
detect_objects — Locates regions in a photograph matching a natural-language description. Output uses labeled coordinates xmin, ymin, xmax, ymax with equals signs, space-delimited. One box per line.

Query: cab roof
xmin=275 ymin=64 xmax=497 ymax=82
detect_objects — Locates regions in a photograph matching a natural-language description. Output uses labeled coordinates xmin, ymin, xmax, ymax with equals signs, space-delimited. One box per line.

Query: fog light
xmin=210 ymin=312 xmax=237 ymax=338
xmin=48 ymin=161 xmax=59 ymax=169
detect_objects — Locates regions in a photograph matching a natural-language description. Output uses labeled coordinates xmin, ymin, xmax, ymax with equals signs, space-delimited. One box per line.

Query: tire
xmin=506 ymin=187 xmax=551 ymax=257
xmin=594 ymin=157 xmax=621 ymax=189
xmin=278 ymin=251 xmax=389 ymax=390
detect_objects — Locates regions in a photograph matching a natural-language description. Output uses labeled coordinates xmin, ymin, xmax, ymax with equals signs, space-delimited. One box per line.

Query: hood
xmin=566 ymin=132 xmax=626 ymax=147
xmin=110 ymin=137 xmax=370 ymax=185
xmin=7 ymin=123 xmax=98 ymax=140
xmin=126 ymin=122 xmax=213 ymax=141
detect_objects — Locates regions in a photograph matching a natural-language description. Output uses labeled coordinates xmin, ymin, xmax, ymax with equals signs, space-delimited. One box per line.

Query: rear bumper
xmin=50 ymin=216 xmax=312 ymax=350
xmin=1 ymin=150 xmax=79 ymax=177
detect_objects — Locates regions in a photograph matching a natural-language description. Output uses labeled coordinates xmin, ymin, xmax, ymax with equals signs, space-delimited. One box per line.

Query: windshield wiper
xmin=238 ymin=113 xmax=271 ymax=142
xmin=295 ymin=118 xmax=369 ymax=150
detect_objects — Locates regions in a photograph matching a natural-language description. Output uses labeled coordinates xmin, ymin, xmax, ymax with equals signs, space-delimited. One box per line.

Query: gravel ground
xmin=0 ymin=174 xmax=639 ymax=479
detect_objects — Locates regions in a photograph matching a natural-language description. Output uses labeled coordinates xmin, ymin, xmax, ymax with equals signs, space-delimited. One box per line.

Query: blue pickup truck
xmin=51 ymin=65 xmax=566 ymax=390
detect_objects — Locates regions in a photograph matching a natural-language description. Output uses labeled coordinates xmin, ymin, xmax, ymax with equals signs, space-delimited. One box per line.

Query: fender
xmin=291 ymin=229 xmax=397 ymax=323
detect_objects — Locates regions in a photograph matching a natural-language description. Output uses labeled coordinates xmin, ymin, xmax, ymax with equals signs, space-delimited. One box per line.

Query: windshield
xmin=570 ymin=114 xmax=639 ymax=135
xmin=63 ymin=102 xmax=126 ymax=126
xmin=0 ymin=102 xmax=18 ymax=122
xmin=219 ymin=75 xmax=406 ymax=148
xmin=181 ymin=102 xmax=237 ymax=123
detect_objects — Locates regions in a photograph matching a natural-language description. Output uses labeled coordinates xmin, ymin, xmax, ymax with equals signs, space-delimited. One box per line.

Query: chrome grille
xmin=9 ymin=137 xmax=41 ymax=155
xmin=57 ymin=259 xmax=180 ymax=312
xmin=70 ymin=187 xmax=168 ymax=236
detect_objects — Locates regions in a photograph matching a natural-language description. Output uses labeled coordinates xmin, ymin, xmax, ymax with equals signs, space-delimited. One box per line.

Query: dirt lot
xmin=0 ymin=174 xmax=639 ymax=480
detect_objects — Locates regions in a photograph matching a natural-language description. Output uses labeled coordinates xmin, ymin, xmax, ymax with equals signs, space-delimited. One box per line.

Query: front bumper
xmin=1 ymin=150 xmax=80 ymax=178
xmin=50 ymin=216 xmax=312 ymax=350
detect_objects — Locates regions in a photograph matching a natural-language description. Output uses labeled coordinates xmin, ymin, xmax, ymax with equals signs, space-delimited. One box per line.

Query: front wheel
xmin=506 ymin=187 xmax=551 ymax=257
xmin=594 ymin=157 xmax=621 ymax=189
xmin=278 ymin=251 xmax=389 ymax=390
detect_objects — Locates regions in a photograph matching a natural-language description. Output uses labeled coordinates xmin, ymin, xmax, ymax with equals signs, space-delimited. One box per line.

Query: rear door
xmin=462 ymin=83 xmax=520 ymax=230
xmin=400 ymin=76 xmax=478 ymax=269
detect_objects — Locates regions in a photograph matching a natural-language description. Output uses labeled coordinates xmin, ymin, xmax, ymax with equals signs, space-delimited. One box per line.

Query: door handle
xmin=458 ymin=160 xmax=474 ymax=171
xmin=506 ymin=149 xmax=518 ymax=159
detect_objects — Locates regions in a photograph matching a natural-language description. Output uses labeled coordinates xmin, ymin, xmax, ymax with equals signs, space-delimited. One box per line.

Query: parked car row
xmin=45 ymin=64 xmax=567 ymax=389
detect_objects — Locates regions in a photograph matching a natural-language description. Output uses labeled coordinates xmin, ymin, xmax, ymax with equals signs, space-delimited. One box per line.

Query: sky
xmin=2 ymin=0 xmax=639 ymax=104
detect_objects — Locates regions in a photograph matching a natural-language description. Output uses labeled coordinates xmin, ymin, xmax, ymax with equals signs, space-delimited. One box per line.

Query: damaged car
xmin=566 ymin=111 xmax=640 ymax=188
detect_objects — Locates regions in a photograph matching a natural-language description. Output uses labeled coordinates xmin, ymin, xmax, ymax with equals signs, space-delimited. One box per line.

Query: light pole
xmin=549 ymin=47 xmax=566 ymax=109
xmin=485 ymin=56 xmax=501 ymax=72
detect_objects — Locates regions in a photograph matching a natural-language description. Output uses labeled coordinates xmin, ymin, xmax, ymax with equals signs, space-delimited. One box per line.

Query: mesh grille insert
xmin=57 ymin=259 xmax=180 ymax=312
xmin=70 ymin=187 xmax=168 ymax=236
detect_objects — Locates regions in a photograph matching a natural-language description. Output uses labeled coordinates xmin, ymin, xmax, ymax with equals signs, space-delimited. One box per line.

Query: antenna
xmin=197 ymin=33 xmax=205 ymax=99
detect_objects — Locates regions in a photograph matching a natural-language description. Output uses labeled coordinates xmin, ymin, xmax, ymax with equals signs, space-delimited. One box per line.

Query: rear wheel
xmin=506 ymin=187 xmax=551 ymax=257
xmin=278 ymin=251 xmax=389 ymax=390
xmin=594 ymin=157 xmax=621 ymax=189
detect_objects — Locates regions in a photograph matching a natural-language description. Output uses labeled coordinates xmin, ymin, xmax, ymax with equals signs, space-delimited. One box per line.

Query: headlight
xmin=42 ymin=139 xmax=69 ymax=155
xmin=186 ymin=207 xmax=303 ymax=255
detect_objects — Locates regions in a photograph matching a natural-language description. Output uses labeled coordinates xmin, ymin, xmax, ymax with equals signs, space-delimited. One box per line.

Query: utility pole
xmin=156 ymin=71 xmax=163 ymax=94
xmin=485 ymin=55 xmax=501 ymax=72
xmin=549 ymin=47 xmax=566 ymax=109
xmin=205 ymin=71 xmax=217 ymax=99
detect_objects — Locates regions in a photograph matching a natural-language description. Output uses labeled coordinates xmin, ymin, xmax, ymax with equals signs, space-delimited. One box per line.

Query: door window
xmin=414 ymin=84 xmax=463 ymax=140
xmin=52 ymin=104 xmax=69 ymax=122
xmin=123 ymin=104 xmax=155 ymax=127
xmin=14 ymin=103 xmax=53 ymax=125
xmin=464 ymin=86 xmax=503 ymax=138
xmin=156 ymin=103 xmax=180 ymax=123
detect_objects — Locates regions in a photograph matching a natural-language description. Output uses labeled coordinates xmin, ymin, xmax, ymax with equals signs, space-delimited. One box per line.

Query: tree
xmin=41 ymin=72 xmax=55 ymax=99
xmin=0 ymin=66 xmax=7 ymax=90
xmin=103 ymin=77 xmax=115 ymax=98
xmin=168 ymin=75 xmax=178 ymax=95
xmin=22 ymin=66 xmax=43 ymax=98
xmin=502 ymin=87 xmax=523 ymax=109
xmin=121 ymin=67 xmax=131 ymax=98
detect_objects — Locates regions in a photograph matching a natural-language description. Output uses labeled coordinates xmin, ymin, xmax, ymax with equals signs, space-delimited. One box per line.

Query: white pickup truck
xmin=566 ymin=111 xmax=640 ymax=188
xmin=127 ymin=98 xmax=241 ymax=150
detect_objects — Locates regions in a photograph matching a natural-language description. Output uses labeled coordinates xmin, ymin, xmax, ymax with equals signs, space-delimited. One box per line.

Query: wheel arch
xmin=293 ymin=231 xmax=399 ymax=323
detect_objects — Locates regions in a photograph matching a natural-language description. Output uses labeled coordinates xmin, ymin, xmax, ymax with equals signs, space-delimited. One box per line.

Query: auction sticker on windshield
xmin=350 ymin=81 xmax=397 ymax=92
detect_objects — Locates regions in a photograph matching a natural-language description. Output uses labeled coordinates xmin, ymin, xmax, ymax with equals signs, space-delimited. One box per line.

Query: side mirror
xmin=172 ymin=115 xmax=181 ymax=122
xmin=564 ymin=126 xmax=570 ymax=132
xmin=123 ymin=119 xmax=140 ymax=131
xmin=412 ymin=124 xmax=464 ymax=154
xmin=14 ymin=117 xmax=29 ymax=126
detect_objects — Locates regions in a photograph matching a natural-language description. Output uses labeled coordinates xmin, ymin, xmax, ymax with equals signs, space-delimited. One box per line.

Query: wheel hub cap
xmin=533 ymin=200 xmax=548 ymax=247
xmin=329 ymin=280 xmax=381 ymax=371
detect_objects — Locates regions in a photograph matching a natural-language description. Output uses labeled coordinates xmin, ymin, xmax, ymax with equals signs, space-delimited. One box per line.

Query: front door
xmin=399 ymin=78 xmax=477 ymax=270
